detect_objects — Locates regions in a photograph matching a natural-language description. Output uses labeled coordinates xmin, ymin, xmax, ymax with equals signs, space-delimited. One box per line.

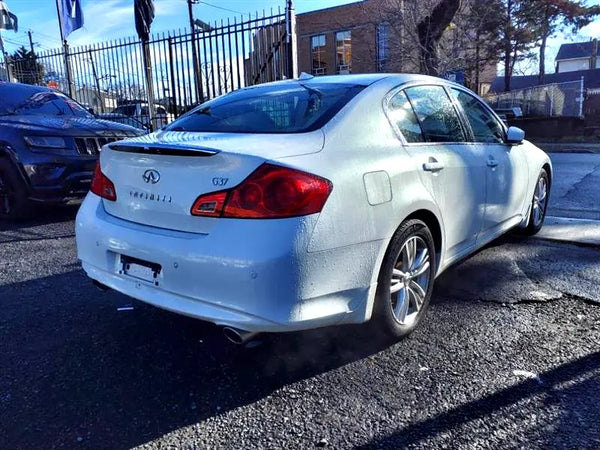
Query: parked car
xmin=99 ymin=113 xmax=149 ymax=131
xmin=76 ymin=74 xmax=552 ymax=343
xmin=111 ymin=102 xmax=173 ymax=130
xmin=0 ymin=82 xmax=145 ymax=219
xmin=493 ymin=106 xmax=524 ymax=122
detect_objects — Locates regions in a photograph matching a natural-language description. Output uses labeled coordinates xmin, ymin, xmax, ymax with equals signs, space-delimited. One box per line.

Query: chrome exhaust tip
xmin=222 ymin=327 xmax=260 ymax=345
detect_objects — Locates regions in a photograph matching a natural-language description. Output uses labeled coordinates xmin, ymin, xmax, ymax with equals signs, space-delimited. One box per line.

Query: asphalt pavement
xmin=1 ymin=153 xmax=599 ymax=449
xmin=546 ymin=152 xmax=600 ymax=221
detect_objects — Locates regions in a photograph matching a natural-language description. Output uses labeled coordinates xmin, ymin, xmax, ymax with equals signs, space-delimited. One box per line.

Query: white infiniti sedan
xmin=76 ymin=74 xmax=551 ymax=343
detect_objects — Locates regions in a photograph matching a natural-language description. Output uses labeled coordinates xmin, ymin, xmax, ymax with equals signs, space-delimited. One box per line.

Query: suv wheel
xmin=0 ymin=160 xmax=33 ymax=220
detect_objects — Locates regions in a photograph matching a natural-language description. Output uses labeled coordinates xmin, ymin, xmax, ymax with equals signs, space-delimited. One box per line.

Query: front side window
xmin=404 ymin=85 xmax=466 ymax=143
xmin=311 ymin=35 xmax=327 ymax=76
xmin=387 ymin=91 xmax=424 ymax=143
xmin=336 ymin=31 xmax=352 ymax=74
xmin=164 ymin=82 xmax=364 ymax=134
xmin=377 ymin=23 xmax=389 ymax=72
xmin=451 ymin=89 xmax=505 ymax=144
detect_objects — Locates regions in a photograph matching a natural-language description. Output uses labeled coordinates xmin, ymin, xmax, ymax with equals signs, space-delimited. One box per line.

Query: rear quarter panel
xmin=274 ymin=80 xmax=443 ymax=267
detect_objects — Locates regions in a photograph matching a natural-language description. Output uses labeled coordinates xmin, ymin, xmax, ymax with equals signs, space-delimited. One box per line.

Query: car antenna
xmin=298 ymin=72 xmax=314 ymax=81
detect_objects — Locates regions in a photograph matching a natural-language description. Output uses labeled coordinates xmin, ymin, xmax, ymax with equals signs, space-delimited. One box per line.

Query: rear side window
xmin=387 ymin=91 xmax=424 ymax=143
xmin=165 ymin=83 xmax=365 ymax=133
xmin=404 ymin=85 xmax=465 ymax=143
xmin=451 ymin=89 xmax=505 ymax=144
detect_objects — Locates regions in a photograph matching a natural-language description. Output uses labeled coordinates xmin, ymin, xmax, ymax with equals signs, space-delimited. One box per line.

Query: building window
xmin=377 ymin=23 xmax=389 ymax=72
xmin=311 ymin=35 xmax=327 ymax=76
xmin=336 ymin=31 xmax=352 ymax=74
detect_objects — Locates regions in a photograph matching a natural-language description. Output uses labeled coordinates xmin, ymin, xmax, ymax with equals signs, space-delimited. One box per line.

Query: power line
xmin=3 ymin=37 xmax=29 ymax=47
xmin=198 ymin=1 xmax=244 ymax=15
xmin=29 ymin=30 xmax=62 ymax=45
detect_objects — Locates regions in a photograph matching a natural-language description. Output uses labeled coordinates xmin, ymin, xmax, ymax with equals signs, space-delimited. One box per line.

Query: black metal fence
xmin=1 ymin=6 xmax=294 ymax=128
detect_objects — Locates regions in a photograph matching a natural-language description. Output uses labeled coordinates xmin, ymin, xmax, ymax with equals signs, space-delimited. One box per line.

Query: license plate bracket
xmin=120 ymin=255 xmax=161 ymax=285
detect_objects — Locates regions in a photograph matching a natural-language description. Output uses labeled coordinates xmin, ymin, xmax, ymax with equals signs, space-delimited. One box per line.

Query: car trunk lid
xmin=99 ymin=131 xmax=324 ymax=233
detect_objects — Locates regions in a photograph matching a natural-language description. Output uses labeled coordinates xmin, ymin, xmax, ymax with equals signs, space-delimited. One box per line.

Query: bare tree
xmin=529 ymin=0 xmax=600 ymax=83
xmin=452 ymin=0 xmax=503 ymax=92
xmin=499 ymin=0 xmax=538 ymax=92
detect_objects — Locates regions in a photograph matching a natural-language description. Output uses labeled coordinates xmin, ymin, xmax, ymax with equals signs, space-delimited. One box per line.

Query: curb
xmin=533 ymin=143 xmax=600 ymax=154
xmin=533 ymin=216 xmax=600 ymax=248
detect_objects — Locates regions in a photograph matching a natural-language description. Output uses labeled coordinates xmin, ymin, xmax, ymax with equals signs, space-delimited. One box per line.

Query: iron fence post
xmin=579 ymin=76 xmax=585 ymax=118
xmin=168 ymin=37 xmax=178 ymax=118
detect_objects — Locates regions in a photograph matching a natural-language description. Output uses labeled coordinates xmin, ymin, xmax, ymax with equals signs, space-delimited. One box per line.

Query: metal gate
xmin=1 ymin=4 xmax=296 ymax=126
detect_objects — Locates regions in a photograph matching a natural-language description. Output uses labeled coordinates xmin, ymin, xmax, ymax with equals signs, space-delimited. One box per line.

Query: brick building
xmin=296 ymin=1 xmax=391 ymax=76
xmin=295 ymin=0 xmax=497 ymax=95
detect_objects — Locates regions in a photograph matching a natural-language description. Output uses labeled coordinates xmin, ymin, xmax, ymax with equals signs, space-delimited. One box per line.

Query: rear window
xmin=0 ymin=84 xmax=92 ymax=118
xmin=165 ymin=83 xmax=365 ymax=133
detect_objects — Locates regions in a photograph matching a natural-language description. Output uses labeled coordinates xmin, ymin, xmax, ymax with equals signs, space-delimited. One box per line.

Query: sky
xmin=1 ymin=0 xmax=599 ymax=75
xmin=0 ymin=0 xmax=362 ymax=52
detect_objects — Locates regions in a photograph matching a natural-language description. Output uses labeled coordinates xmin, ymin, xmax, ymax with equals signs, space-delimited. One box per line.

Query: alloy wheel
xmin=532 ymin=176 xmax=548 ymax=227
xmin=390 ymin=236 xmax=431 ymax=325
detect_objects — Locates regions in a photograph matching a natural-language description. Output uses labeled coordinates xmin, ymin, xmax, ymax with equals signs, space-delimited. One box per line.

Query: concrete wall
xmin=509 ymin=117 xmax=585 ymax=139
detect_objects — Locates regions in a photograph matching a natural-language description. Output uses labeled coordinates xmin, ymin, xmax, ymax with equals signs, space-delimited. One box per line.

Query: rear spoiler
xmin=108 ymin=143 xmax=219 ymax=157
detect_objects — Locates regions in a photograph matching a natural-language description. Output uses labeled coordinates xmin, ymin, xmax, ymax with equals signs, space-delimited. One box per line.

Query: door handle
xmin=487 ymin=158 xmax=499 ymax=168
xmin=423 ymin=159 xmax=444 ymax=172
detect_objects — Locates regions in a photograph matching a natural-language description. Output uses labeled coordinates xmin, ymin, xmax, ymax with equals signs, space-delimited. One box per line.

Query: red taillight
xmin=90 ymin=161 xmax=117 ymax=201
xmin=190 ymin=164 xmax=332 ymax=219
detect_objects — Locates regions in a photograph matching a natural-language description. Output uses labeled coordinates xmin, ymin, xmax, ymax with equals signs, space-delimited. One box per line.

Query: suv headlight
xmin=24 ymin=136 xmax=69 ymax=150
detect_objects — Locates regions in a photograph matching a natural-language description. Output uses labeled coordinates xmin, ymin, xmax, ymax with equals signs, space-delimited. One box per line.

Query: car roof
xmin=0 ymin=81 xmax=52 ymax=93
xmin=253 ymin=73 xmax=464 ymax=90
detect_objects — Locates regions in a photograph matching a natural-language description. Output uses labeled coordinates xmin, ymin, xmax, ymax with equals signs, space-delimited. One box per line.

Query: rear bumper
xmin=75 ymin=194 xmax=380 ymax=332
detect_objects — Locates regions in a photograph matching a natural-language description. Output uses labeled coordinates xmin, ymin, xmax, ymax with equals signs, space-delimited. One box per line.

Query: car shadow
xmin=2 ymin=233 xmax=599 ymax=448
xmin=355 ymin=351 xmax=600 ymax=449
xmin=0 ymin=269 xmax=391 ymax=449
xmin=0 ymin=203 xmax=79 ymax=242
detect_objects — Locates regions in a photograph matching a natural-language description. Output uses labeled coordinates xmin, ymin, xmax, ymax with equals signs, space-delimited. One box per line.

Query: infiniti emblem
xmin=143 ymin=169 xmax=160 ymax=184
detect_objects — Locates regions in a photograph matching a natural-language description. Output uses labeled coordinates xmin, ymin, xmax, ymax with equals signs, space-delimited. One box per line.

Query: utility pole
xmin=187 ymin=0 xmax=204 ymax=103
xmin=27 ymin=30 xmax=35 ymax=56
xmin=88 ymin=50 xmax=103 ymax=113
xmin=285 ymin=0 xmax=298 ymax=79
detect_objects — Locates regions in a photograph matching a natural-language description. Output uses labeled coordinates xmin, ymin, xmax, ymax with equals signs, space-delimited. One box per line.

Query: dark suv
xmin=0 ymin=82 xmax=145 ymax=219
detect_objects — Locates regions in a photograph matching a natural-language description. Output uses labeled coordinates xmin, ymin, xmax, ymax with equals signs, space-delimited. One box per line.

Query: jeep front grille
xmin=74 ymin=137 xmax=122 ymax=156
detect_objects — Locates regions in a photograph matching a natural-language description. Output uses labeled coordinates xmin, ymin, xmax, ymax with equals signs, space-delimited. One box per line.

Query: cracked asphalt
xmin=1 ymin=205 xmax=599 ymax=449
xmin=1 ymin=152 xmax=600 ymax=449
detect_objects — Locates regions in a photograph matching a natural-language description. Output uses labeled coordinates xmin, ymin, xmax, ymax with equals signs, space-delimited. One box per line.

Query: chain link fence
xmin=486 ymin=78 xmax=585 ymax=118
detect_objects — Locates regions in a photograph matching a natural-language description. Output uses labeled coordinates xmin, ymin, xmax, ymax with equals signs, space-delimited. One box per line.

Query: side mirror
xmin=506 ymin=126 xmax=525 ymax=144
xmin=87 ymin=107 xmax=96 ymax=115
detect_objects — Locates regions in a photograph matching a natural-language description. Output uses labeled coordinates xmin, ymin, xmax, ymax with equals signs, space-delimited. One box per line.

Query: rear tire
xmin=522 ymin=169 xmax=549 ymax=236
xmin=371 ymin=219 xmax=436 ymax=341
xmin=0 ymin=160 xmax=33 ymax=220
